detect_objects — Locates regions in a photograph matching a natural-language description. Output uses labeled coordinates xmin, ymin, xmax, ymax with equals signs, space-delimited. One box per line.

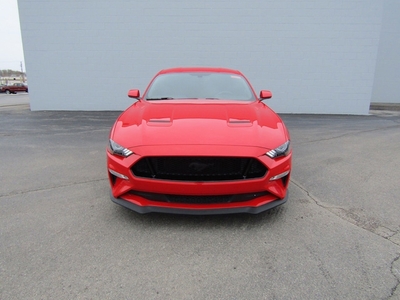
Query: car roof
xmin=157 ymin=67 xmax=243 ymax=75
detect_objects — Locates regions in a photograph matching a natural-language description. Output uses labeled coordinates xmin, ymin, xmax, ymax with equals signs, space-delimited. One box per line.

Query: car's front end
xmin=107 ymin=92 xmax=292 ymax=213
xmin=107 ymin=139 xmax=291 ymax=214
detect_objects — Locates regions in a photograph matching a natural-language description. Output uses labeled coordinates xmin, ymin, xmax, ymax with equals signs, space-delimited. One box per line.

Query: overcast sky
xmin=0 ymin=0 xmax=25 ymax=71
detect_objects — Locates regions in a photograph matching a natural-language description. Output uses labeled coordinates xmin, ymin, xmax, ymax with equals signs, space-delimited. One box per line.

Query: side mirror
xmin=259 ymin=90 xmax=272 ymax=100
xmin=128 ymin=89 xmax=140 ymax=99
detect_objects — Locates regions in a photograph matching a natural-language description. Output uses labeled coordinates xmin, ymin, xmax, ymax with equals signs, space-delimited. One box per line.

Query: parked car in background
xmin=0 ymin=83 xmax=28 ymax=94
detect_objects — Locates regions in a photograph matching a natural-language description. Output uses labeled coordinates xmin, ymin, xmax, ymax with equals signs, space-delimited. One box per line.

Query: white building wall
xmin=18 ymin=0 xmax=383 ymax=114
xmin=371 ymin=0 xmax=400 ymax=104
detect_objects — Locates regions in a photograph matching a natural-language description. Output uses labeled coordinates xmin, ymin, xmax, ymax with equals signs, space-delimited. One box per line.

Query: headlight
xmin=108 ymin=139 xmax=133 ymax=157
xmin=266 ymin=141 xmax=290 ymax=158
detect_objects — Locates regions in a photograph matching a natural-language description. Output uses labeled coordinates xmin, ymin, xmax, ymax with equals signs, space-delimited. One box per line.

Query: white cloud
xmin=0 ymin=0 xmax=24 ymax=70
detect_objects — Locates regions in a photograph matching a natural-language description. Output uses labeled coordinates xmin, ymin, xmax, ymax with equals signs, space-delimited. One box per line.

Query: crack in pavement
xmin=291 ymin=179 xmax=400 ymax=299
xmin=291 ymin=179 xmax=400 ymax=245
xmin=386 ymin=254 xmax=400 ymax=300
xmin=0 ymin=178 xmax=108 ymax=198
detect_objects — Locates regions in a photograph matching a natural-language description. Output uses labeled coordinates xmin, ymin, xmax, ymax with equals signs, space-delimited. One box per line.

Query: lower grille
xmin=131 ymin=156 xmax=267 ymax=181
xmin=130 ymin=191 xmax=270 ymax=204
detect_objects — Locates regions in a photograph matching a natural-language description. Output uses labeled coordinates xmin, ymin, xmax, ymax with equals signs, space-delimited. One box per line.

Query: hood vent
xmin=228 ymin=119 xmax=252 ymax=127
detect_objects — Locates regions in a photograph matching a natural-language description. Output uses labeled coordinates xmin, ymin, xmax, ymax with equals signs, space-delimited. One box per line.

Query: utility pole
xmin=20 ymin=61 xmax=25 ymax=83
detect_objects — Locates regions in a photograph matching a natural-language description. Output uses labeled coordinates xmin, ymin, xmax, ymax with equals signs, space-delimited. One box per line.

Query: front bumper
xmin=107 ymin=144 xmax=291 ymax=215
xmin=110 ymin=191 xmax=288 ymax=215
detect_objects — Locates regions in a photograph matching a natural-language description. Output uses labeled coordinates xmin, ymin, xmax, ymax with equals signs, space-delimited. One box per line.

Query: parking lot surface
xmin=1 ymin=94 xmax=399 ymax=299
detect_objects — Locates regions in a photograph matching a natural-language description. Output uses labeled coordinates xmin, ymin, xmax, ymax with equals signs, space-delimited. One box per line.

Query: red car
xmin=107 ymin=67 xmax=292 ymax=214
xmin=0 ymin=83 xmax=28 ymax=94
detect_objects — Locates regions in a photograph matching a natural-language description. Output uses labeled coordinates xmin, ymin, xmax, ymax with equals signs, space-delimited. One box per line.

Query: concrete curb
xmin=369 ymin=102 xmax=400 ymax=111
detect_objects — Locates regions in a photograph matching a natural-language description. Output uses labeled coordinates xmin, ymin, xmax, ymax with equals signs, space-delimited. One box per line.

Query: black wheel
xmin=5 ymin=90 xmax=11 ymax=94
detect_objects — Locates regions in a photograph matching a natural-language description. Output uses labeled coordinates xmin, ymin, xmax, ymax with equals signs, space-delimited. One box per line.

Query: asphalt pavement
xmin=1 ymin=94 xmax=399 ymax=299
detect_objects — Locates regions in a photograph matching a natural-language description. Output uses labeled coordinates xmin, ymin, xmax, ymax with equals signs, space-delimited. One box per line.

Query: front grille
xmin=131 ymin=156 xmax=267 ymax=181
xmin=130 ymin=191 xmax=270 ymax=204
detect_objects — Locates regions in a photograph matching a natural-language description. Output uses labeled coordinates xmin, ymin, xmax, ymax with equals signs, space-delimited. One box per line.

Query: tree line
xmin=0 ymin=69 xmax=26 ymax=77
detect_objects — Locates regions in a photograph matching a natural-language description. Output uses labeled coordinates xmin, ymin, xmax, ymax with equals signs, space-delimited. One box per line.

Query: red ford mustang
xmin=107 ymin=67 xmax=291 ymax=214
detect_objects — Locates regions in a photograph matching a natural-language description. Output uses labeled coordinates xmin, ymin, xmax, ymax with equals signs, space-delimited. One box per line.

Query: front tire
xmin=5 ymin=90 xmax=11 ymax=94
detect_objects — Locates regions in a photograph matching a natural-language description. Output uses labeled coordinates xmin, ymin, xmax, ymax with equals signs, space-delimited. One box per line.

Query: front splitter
xmin=110 ymin=191 xmax=288 ymax=215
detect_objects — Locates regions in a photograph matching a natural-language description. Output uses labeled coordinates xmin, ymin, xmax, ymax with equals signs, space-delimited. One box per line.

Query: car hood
xmin=111 ymin=100 xmax=288 ymax=151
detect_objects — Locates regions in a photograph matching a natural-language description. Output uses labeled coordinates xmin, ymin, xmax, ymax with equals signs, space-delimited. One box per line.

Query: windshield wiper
xmin=146 ymin=97 xmax=174 ymax=100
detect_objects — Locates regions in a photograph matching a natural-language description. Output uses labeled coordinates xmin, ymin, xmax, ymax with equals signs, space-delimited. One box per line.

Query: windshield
xmin=145 ymin=72 xmax=256 ymax=101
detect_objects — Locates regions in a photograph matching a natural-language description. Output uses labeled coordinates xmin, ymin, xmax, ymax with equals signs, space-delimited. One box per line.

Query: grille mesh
xmin=131 ymin=156 xmax=267 ymax=181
